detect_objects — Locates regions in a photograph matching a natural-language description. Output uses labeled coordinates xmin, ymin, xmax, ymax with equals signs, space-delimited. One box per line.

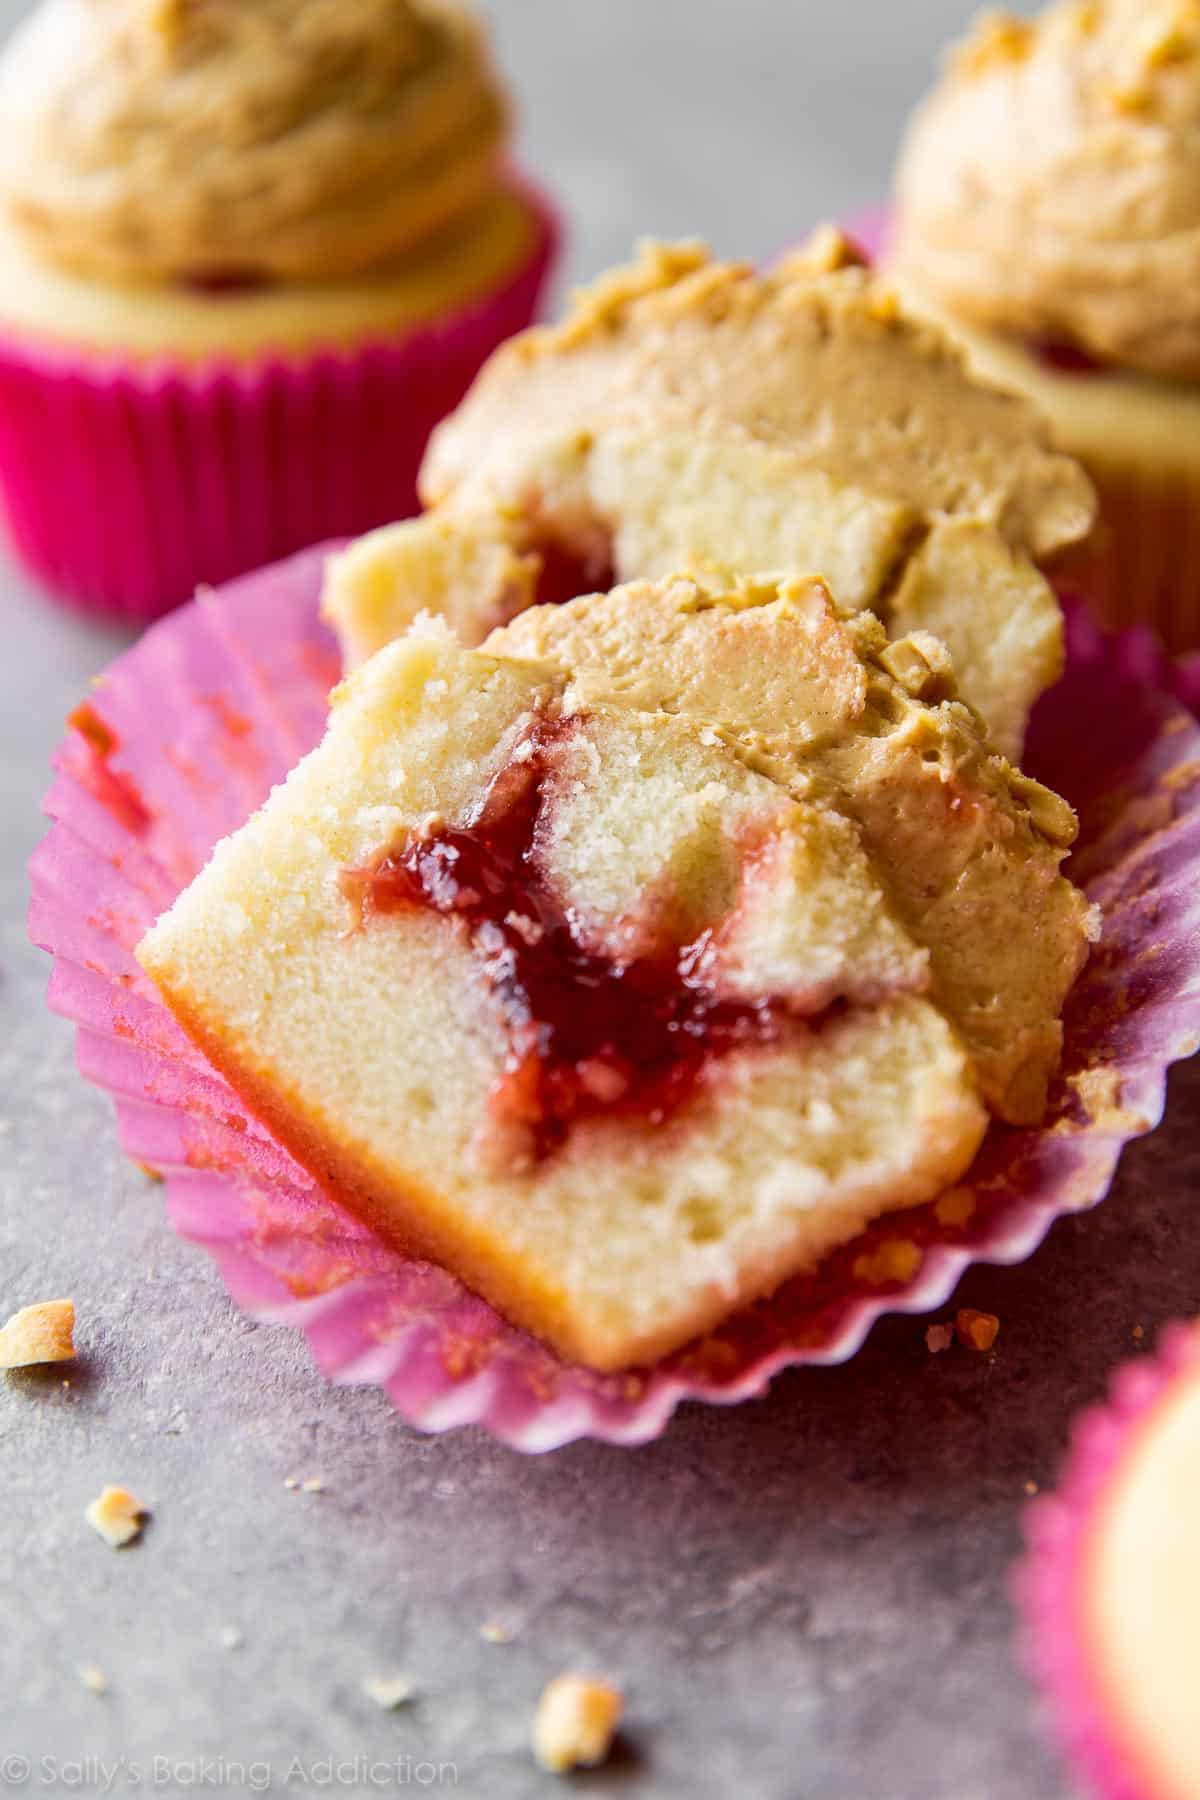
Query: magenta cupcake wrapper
xmin=0 ymin=178 xmax=559 ymax=623
xmin=27 ymin=544 xmax=1200 ymax=1449
xmin=1015 ymin=1322 xmax=1200 ymax=1800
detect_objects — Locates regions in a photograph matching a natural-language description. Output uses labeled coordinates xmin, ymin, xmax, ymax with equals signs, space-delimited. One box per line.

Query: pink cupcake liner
xmin=27 ymin=545 xmax=1200 ymax=1449
xmin=1015 ymin=1323 xmax=1200 ymax=1800
xmin=0 ymin=179 xmax=559 ymax=624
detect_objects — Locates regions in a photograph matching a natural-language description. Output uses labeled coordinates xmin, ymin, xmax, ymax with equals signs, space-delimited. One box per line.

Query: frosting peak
xmin=0 ymin=0 xmax=510 ymax=284
xmin=893 ymin=0 xmax=1200 ymax=381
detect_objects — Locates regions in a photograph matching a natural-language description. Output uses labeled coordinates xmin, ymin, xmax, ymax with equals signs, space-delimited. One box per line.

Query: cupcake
xmin=322 ymin=232 xmax=1096 ymax=759
xmin=30 ymin=537 xmax=1200 ymax=1442
xmin=891 ymin=0 xmax=1200 ymax=650
xmin=0 ymin=0 xmax=558 ymax=620
xmin=1019 ymin=1323 xmax=1200 ymax=1799
xmin=136 ymin=567 xmax=1094 ymax=1371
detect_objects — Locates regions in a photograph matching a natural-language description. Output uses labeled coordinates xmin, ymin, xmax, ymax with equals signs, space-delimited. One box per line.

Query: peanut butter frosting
xmin=328 ymin=234 xmax=1094 ymax=757
xmin=0 ymin=0 xmax=510 ymax=285
xmin=893 ymin=0 xmax=1200 ymax=383
xmin=423 ymin=234 xmax=1095 ymax=559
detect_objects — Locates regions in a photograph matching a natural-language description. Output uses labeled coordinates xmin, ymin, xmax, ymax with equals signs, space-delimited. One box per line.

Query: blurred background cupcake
xmin=889 ymin=0 xmax=1200 ymax=651
xmin=1018 ymin=1323 xmax=1200 ymax=1799
xmin=0 ymin=0 xmax=559 ymax=621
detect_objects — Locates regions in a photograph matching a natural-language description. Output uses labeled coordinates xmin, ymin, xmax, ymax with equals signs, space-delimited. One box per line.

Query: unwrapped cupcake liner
xmin=27 ymin=545 xmax=1200 ymax=1449
xmin=0 ymin=180 xmax=558 ymax=624
xmin=1015 ymin=1323 xmax=1200 ymax=1800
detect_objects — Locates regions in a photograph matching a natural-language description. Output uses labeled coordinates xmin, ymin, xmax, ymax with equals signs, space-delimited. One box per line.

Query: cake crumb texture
xmin=85 ymin=1484 xmax=148 ymax=1549
xmin=533 ymin=1673 xmax=624 ymax=1774
xmin=0 ymin=1297 xmax=75 ymax=1367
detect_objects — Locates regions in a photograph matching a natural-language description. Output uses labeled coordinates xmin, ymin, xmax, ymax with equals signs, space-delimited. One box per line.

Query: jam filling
xmin=340 ymin=717 xmax=791 ymax=1165
xmin=532 ymin=540 xmax=615 ymax=611
xmin=181 ymin=269 xmax=271 ymax=296
xmin=1030 ymin=335 xmax=1104 ymax=378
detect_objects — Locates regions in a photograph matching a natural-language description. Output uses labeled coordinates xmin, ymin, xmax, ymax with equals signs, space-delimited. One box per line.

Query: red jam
xmin=181 ymin=269 xmax=271 ymax=296
xmin=1030 ymin=335 xmax=1104 ymax=377
xmin=533 ymin=540 xmax=615 ymax=611
xmin=341 ymin=717 xmax=791 ymax=1165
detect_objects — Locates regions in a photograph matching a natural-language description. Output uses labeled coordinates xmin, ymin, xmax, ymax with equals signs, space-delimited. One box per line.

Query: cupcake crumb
xmin=934 ymin=1189 xmax=975 ymax=1228
xmin=218 ymin=1626 xmax=244 ymax=1652
xmin=852 ymin=1239 xmax=922 ymax=1286
xmin=956 ymin=1308 xmax=1000 ymax=1353
xmin=283 ymin=1477 xmax=299 ymax=1491
xmin=1024 ymin=1479 xmax=1039 ymax=1497
xmin=480 ymin=1620 xmax=513 ymax=1645
xmin=925 ymin=1323 xmax=954 ymax=1354
xmin=532 ymin=1673 xmax=623 ymax=1774
xmin=1132 ymin=1324 xmax=1145 ymax=1342
xmin=0 ymin=1298 xmax=76 ymax=1368
xmin=85 ymin=1485 xmax=148 ymax=1549
xmin=77 ymin=1665 xmax=108 ymax=1696
xmin=300 ymin=1477 xmax=324 ymax=1494
xmin=362 ymin=1673 xmax=415 ymax=1710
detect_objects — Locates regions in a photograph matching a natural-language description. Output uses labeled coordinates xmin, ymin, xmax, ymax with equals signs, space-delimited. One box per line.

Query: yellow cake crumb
xmin=952 ymin=11 xmax=1034 ymax=78
xmin=956 ymin=1308 xmax=1001 ymax=1352
xmin=853 ymin=1240 xmax=923 ymax=1287
xmin=300 ymin=1477 xmax=324 ymax=1494
xmin=925 ymin=1323 xmax=954 ymax=1354
xmin=532 ymin=1673 xmax=624 ymax=1774
xmin=85 ymin=1484 xmax=148 ymax=1549
xmin=480 ymin=1620 xmax=513 ymax=1645
xmin=78 ymin=1664 xmax=109 ymax=1695
xmin=934 ymin=1189 xmax=976 ymax=1228
xmin=0 ymin=1298 xmax=76 ymax=1368
xmin=362 ymin=1673 xmax=415 ymax=1710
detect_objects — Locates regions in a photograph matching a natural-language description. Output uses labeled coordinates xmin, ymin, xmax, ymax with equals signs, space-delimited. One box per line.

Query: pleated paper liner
xmin=0 ymin=178 xmax=559 ymax=623
xmin=1015 ymin=1323 xmax=1200 ymax=1800
xmin=28 ymin=544 xmax=1200 ymax=1449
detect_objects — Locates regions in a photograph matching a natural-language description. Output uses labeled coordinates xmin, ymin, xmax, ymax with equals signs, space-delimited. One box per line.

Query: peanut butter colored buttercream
xmin=422 ymin=235 xmax=1094 ymax=559
xmin=0 ymin=0 xmax=510 ymax=285
xmin=893 ymin=0 xmax=1200 ymax=382
xmin=325 ymin=236 xmax=1095 ymax=757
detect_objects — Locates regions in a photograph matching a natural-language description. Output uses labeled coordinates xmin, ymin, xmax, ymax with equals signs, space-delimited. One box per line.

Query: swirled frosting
xmin=0 ymin=0 xmax=510 ymax=285
xmin=893 ymin=0 xmax=1200 ymax=382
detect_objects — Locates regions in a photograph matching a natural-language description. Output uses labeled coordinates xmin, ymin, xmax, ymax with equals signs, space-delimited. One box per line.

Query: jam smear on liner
xmin=340 ymin=717 xmax=813 ymax=1168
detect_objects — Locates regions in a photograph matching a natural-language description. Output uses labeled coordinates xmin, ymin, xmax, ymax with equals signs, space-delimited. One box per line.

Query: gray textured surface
xmin=1 ymin=2 xmax=1195 ymax=1796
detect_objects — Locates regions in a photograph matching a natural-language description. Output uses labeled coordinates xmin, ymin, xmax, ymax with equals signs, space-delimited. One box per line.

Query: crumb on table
xmin=480 ymin=1620 xmax=513 ymax=1644
xmin=924 ymin=1323 xmax=954 ymax=1354
xmin=77 ymin=1665 xmax=108 ymax=1696
xmin=0 ymin=1298 xmax=76 ymax=1368
xmin=956 ymin=1308 xmax=1000 ymax=1353
xmin=532 ymin=1673 xmax=624 ymax=1774
xmin=85 ymin=1485 xmax=148 ymax=1549
xmin=362 ymin=1673 xmax=415 ymax=1710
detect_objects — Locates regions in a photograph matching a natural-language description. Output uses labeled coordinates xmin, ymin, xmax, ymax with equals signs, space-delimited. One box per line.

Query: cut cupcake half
xmin=324 ymin=232 xmax=1098 ymax=758
xmin=137 ymin=571 xmax=1094 ymax=1372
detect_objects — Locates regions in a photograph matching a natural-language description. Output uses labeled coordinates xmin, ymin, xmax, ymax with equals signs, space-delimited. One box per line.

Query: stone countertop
xmin=1 ymin=2 xmax=1191 ymax=1796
